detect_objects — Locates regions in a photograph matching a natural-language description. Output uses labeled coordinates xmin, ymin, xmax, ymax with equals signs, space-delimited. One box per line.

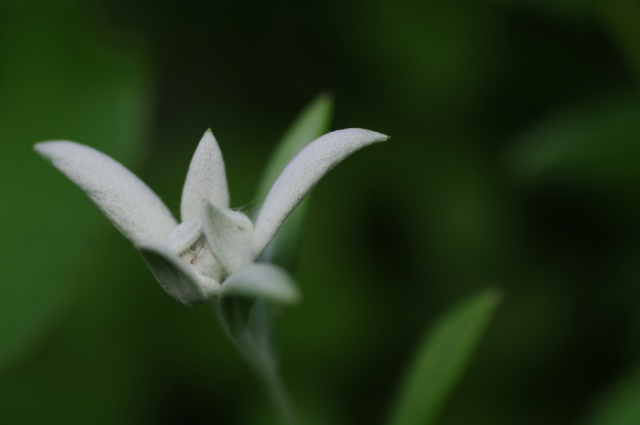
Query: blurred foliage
xmin=1 ymin=0 xmax=640 ymax=424
xmin=0 ymin=0 xmax=149 ymax=371
xmin=388 ymin=290 xmax=500 ymax=425
xmin=257 ymin=93 xmax=333 ymax=269
xmin=585 ymin=364 xmax=640 ymax=425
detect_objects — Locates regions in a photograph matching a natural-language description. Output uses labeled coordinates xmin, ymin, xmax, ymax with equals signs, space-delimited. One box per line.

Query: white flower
xmin=35 ymin=128 xmax=388 ymax=306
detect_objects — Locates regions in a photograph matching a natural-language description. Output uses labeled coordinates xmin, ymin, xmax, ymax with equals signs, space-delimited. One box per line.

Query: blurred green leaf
xmin=256 ymin=93 xmax=333 ymax=200
xmin=0 ymin=1 xmax=149 ymax=371
xmin=510 ymin=97 xmax=640 ymax=188
xmin=387 ymin=289 xmax=501 ymax=425
xmin=257 ymin=94 xmax=333 ymax=269
xmin=502 ymin=0 xmax=597 ymax=19
xmin=601 ymin=0 xmax=640 ymax=84
xmin=584 ymin=365 xmax=640 ymax=425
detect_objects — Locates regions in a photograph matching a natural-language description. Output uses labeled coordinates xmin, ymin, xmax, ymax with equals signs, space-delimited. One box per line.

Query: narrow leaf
xmin=583 ymin=364 xmax=640 ymax=425
xmin=253 ymin=128 xmax=388 ymax=256
xmin=257 ymin=94 xmax=333 ymax=267
xmin=257 ymin=93 xmax=333 ymax=201
xmin=510 ymin=97 xmax=640 ymax=187
xmin=388 ymin=289 xmax=500 ymax=425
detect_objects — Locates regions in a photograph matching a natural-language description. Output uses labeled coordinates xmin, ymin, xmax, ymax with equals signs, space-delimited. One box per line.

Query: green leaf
xmin=510 ymin=96 xmax=640 ymax=188
xmin=601 ymin=0 xmax=640 ymax=84
xmin=0 ymin=1 xmax=149 ymax=372
xmin=257 ymin=94 xmax=333 ymax=268
xmin=584 ymin=365 xmax=640 ymax=425
xmin=256 ymin=93 xmax=334 ymax=200
xmin=387 ymin=289 xmax=501 ymax=425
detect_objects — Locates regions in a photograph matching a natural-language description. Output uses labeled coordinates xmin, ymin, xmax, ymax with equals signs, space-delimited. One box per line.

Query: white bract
xmin=35 ymin=128 xmax=387 ymax=306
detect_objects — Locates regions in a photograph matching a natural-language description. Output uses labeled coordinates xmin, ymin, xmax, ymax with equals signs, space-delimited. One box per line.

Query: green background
xmin=2 ymin=0 xmax=640 ymax=424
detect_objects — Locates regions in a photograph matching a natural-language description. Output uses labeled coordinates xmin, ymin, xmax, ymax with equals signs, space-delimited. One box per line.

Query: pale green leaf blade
xmin=257 ymin=93 xmax=333 ymax=201
xmin=583 ymin=365 xmax=640 ymax=425
xmin=256 ymin=94 xmax=332 ymax=267
xmin=510 ymin=97 xmax=640 ymax=187
xmin=388 ymin=289 xmax=501 ymax=425
xmin=253 ymin=128 xmax=388 ymax=256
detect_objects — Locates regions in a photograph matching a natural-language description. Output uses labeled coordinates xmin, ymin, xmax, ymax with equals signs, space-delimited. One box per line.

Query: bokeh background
xmin=2 ymin=0 xmax=640 ymax=424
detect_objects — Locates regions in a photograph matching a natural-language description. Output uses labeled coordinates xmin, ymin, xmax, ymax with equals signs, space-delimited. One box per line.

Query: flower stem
xmin=254 ymin=359 xmax=298 ymax=425
xmin=212 ymin=299 xmax=299 ymax=425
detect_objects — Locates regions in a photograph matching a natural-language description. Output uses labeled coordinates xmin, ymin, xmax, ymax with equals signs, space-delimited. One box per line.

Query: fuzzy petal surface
xmin=35 ymin=141 xmax=177 ymax=245
xmin=252 ymin=128 xmax=388 ymax=255
xmin=202 ymin=202 xmax=253 ymax=274
xmin=137 ymin=242 xmax=217 ymax=306
xmin=181 ymin=130 xmax=230 ymax=222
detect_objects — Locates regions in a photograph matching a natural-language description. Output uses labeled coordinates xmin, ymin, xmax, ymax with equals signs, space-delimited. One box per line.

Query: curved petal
xmin=137 ymin=242 xmax=218 ymax=306
xmin=202 ymin=202 xmax=253 ymax=274
xmin=220 ymin=263 xmax=300 ymax=305
xmin=181 ymin=130 xmax=230 ymax=222
xmin=252 ymin=128 xmax=389 ymax=255
xmin=35 ymin=141 xmax=177 ymax=245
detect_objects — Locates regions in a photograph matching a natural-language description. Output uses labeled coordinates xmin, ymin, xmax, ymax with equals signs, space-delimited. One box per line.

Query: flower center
xmin=166 ymin=219 xmax=224 ymax=288
xmin=165 ymin=210 xmax=255 ymax=291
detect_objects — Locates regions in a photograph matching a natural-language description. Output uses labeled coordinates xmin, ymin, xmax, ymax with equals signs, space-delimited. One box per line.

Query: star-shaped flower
xmin=35 ymin=128 xmax=388 ymax=306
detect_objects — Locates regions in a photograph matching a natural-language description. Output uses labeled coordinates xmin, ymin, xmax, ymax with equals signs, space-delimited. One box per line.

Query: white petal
xmin=137 ymin=242 xmax=217 ymax=306
xmin=252 ymin=128 xmax=388 ymax=255
xmin=202 ymin=202 xmax=253 ymax=275
xmin=220 ymin=263 xmax=300 ymax=304
xmin=35 ymin=141 xmax=177 ymax=245
xmin=181 ymin=130 xmax=230 ymax=222
xmin=165 ymin=219 xmax=203 ymax=253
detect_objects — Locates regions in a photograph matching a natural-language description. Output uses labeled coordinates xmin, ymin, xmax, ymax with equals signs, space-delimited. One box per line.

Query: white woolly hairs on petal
xmin=252 ymin=128 xmax=388 ymax=255
xmin=181 ymin=130 xmax=230 ymax=222
xmin=35 ymin=141 xmax=177 ymax=245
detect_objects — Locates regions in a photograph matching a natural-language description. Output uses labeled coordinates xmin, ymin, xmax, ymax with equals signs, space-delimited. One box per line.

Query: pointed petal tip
xmin=252 ymin=127 xmax=388 ymax=255
xmin=33 ymin=140 xmax=75 ymax=158
xmin=343 ymin=128 xmax=389 ymax=142
xmin=329 ymin=128 xmax=390 ymax=146
xmin=180 ymin=129 xmax=229 ymax=220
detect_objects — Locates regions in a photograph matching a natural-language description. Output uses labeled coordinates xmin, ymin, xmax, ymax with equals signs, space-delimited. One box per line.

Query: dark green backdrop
xmin=2 ymin=0 xmax=640 ymax=424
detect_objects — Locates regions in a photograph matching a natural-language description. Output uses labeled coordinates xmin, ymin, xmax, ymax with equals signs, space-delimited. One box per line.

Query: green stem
xmin=254 ymin=360 xmax=299 ymax=425
xmin=212 ymin=299 xmax=299 ymax=425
